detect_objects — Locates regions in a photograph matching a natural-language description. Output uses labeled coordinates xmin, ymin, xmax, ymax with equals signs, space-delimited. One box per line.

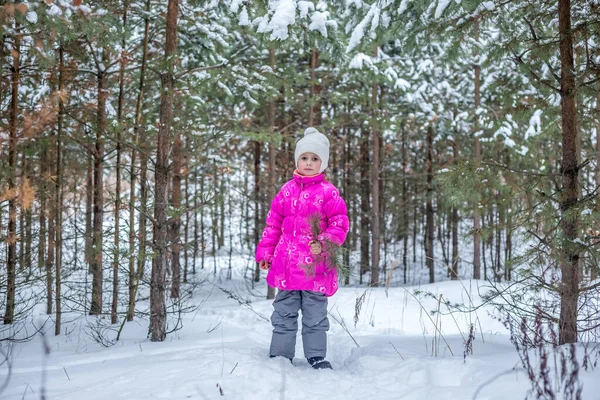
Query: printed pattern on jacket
xmin=256 ymin=173 xmax=349 ymax=296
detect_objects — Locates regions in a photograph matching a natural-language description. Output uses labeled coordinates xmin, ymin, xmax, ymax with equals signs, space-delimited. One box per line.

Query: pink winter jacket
xmin=256 ymin=172 xmax=349 ymax=296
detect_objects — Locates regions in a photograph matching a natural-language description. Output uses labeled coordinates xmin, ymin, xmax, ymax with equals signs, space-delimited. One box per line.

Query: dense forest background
xmin=0 ymin=0 xmax=599 ymax=346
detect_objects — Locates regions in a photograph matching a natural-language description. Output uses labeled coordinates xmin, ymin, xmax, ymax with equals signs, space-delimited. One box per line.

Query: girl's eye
xmin=312 ymin=158 xmax=319 ymax=162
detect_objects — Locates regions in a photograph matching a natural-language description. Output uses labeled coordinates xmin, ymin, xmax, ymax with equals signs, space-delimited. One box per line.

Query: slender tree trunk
xmin=90 ymin=49 xmax=108 ymax=316
xmin=38 ymin=148 xmax=47 ymax=272
xmin=400 ymin=123 xmax=409 ymax=284
xmin=451 ymin=139 xmax=459 ymax=280
xmin=86 ymin=150 xmax=93 ymax=270
xmin=558 ymin=0 xmax=580 ymax=345
xmin=219 ymin=176 xmax=225 ymax=249
xmin=473 ymin=22 xmax=482 ymax=280
xmin=193 ymin=170 xmax=199 ymax=275
xmin=4 ymin=26 xmax=19 ymax=324
xmin=150 ymin=0 xmax=179 ymax=342
xmin=46 ymin=142 xmax=55 ymax=317
xmin=593 ymin=90 xmax=600 ymax=280
xmin=308 ymin=49 xmax=321 ymax=127
xmin=18 ymin=153 xmax=25 ymax=272
xmin=23 ymin=155 xmax=32 ymax=275
xmin=184 ymin=171 xmax=189 ymax=283
xmin=170 ymin=131 xmax=182 ymax=299
xmin=253 ymin=141 xmax=261 ymax=282
xmin=112 ymin=5 xmax=127 ymax=325
xmin=496 ymin=200 xmax=504 ymax=283
xmin=426 ymin=125 xmax=435 ymax=284
xmin=266 ymin=47 xmax=277 ymax=299
xmin=200 ymin=169 xmax=206 ymax=270
xmin=413 ymin=180 xmax=418 ymax=265
xmin=55 ymin=46 xmax=65 ymax=335
xmin=342 ymin=123 xmax=351 ymax=285
xmin=128 ymin=0 xmax=150 ymax=322
xmin=370 ymin=50 xmax=380 ymax=288
xmin=212 ymin=174 xmax=218 ymax=275
xmin=136 ymin=151 xmax=148 ymax=286
xmin=360 ymin=130 xmax=370 ymax=284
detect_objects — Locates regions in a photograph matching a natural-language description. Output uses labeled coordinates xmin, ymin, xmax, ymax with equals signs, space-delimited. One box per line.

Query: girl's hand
xmin=259 ymin=260 xmax=271 ymax=270
xmin=309 ymin=240 xmax=322 ymax=255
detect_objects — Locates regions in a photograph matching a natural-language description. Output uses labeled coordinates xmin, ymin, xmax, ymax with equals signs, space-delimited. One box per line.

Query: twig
xmin=389 ymin=342 xmax=405 ymax=360
xmin=63 ymin=367 xmax=71 ymax=381
xmin=329 ymin=309 xmax=360 ymax=348
xmin=402 ymin=287 xmax=454 ymax=356
xmin=472 ymin=368 xmax=523 ymax=400
xmin=230 ymin=362 xmax=238 ymax=375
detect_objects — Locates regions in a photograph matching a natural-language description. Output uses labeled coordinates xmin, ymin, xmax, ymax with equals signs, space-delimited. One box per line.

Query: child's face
xmin=297 ymin=152 xmax=322 ymax=176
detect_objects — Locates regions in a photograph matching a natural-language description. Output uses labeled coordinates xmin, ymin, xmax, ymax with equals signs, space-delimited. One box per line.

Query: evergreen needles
xmin=301 ymin=213 xmax=350 ymax=283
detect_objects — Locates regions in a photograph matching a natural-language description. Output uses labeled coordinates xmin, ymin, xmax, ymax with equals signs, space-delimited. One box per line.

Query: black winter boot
xmin=307 ymin=357 xmax=332 ymax=370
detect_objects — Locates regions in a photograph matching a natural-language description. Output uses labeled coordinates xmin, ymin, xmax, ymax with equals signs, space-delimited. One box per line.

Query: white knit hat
xmin=294 ymin=127 xmax=330 ymax=173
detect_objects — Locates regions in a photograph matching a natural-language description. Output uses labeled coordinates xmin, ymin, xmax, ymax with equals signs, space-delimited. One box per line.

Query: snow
xmin=309 ymin=11 xmax=328 ymax=37
xmin=297 ymin=1 xmax=314 ymax=18
xmin=348 ymin=52 xmax=374 ymax=70
xmin=434 ymin=0 xmax=452 ymax=19
xmin=47 ymin=4 xmax=62 ymax=16
xmin=265 ymin=0 xmax=297 ymax=41
xmin=347 ymin=5 xmax=379 ymax=52
xmin=2 ymin=259 xmax=599 ymax=400
xmin=525 ymin=109 xmax=543 ymax=139
xmin=238 ymin=6 xmax=250 ymax=27
xmin=25 ymin=11 xmax=38 ymax=24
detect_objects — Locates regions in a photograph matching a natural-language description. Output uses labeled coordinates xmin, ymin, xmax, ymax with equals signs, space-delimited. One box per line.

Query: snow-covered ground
xmin=1 ymin=259 xmax=599 ymax=400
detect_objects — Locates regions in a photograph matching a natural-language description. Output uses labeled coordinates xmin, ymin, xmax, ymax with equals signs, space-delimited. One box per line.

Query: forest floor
xmin=1 ymin=257 xmax=599 ymax=399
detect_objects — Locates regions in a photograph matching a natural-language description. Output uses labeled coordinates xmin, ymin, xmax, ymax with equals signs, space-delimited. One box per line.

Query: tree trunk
xmin=451 ymin=139 xmax=459 ymax=280
xmin=55 ymin=46 xmax=65 ymax=335
xmin=90 ymin=48 xmax=108 ymax=316
xmin=112 ymin=5 xmax=127 ymax=325
xmin=401 ymin=123 xmax=409 ymax=284
xmin=473 ymin=22 xmax=482 ymax=280
xmin=38 ymin=148 xmax=47 ymax=273
xmin=360 ymin=130 xmax=370 ymax=284
xmin=127 ymin=0 xmax=150 ymax=322
xmin=308 ymin=48 xmax=321 ymax=127
xmin=23 ymin=154 xmax=32 ymax=276
xmin=342 ymin=123 xmax=351 ymax=285
xmin=593 ymin=90 xmax=600 ymax=281
xmin=370 ymin=50 xmax=380 ymax=288
xmin=170 ymin=131 xmax=182 ymax=299
xmin=136 ymin=150 xmax=148 ymax=290
xmin=150 ymin=0 xmax=179 ymax=342
xmin=4 ymin=26 xmax=19 ymax=324
xmin=46 ymin=142 xmax=55 ymax=317
xmin=426 ymin=125 xmax=435 ymax=284
xmin=266 ymin=47 xmax=277 ymax=300
xmin=193 ymin=169 xmax=199 ymax=275
xmin=86 ymin=150 xmax=93 ymax=270
xmin=184 ymin=171 xmax=189 ymax=283
xmin=558 ymin=0 xmax=580 ymax=345
xmin=253 ymin=140 xmax=261 ymax=283
xmin=200 ymin=169 xmax=206 ymax=271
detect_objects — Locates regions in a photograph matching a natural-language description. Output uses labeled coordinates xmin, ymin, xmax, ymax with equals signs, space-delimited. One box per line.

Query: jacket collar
xmin=293 ymin=170 xmax=325 ymax=186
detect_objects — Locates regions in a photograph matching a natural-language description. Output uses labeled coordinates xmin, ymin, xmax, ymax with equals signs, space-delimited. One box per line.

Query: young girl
xmin=256 ymin=127 xmax=349 ymax=370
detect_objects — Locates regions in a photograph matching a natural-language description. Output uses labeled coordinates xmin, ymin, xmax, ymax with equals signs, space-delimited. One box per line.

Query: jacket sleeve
xmin=318 ymin=187 xmax=349 ymax=247
xmin=256 ymin=189 xmax=285 ymax=263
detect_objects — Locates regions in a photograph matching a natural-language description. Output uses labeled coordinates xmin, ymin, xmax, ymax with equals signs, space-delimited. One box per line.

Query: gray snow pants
xmin=269 ymin=290 xmax=329 ymax=360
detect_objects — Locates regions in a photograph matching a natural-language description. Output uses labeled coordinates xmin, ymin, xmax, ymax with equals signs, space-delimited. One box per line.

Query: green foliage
xmin=300 ymin=213 xmax=351 ymax=284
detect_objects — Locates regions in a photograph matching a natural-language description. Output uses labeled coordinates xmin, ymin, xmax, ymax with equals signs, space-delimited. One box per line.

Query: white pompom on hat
xmin=294 ymin=127 xmax=330 ymax=173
